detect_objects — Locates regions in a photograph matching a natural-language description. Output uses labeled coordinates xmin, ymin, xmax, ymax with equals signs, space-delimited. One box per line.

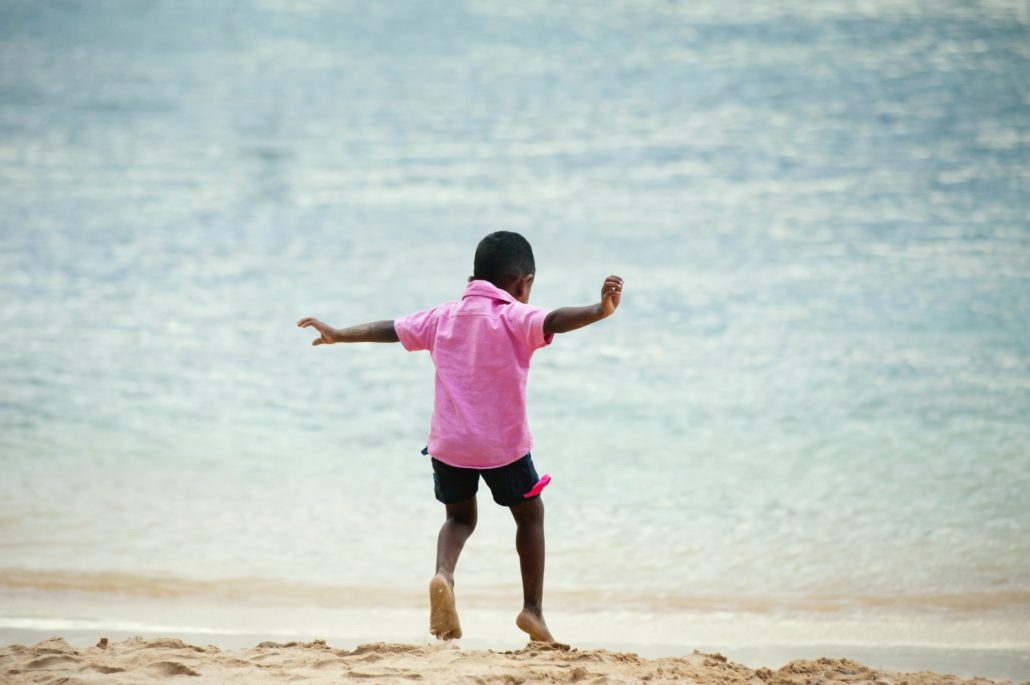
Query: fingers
xmin=312 ymin=338 xmax=324 ymax=346
xmin=299 ymin=317 xmax=327 ymax=333
xmin=600 ymin=275 xmax=623 ymax=317
xmin=602 ymin=275 xmax=624 ymax=296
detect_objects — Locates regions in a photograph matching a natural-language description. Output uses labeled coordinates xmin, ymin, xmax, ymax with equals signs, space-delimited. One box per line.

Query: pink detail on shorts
xmin=524 ymin=474 xmax=551 ymax=498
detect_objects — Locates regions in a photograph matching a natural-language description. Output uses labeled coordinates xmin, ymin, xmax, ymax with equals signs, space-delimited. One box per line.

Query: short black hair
xmin=473 ymin=231 xmax=535 ymax=288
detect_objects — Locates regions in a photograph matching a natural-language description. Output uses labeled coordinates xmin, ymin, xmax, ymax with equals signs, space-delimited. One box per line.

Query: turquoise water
xmin=1 ymin=0 xmax=1029 ymax=664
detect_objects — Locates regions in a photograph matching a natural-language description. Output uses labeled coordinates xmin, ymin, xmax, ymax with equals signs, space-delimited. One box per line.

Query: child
xmin=297 ymin=231 xmax=623 ymax=643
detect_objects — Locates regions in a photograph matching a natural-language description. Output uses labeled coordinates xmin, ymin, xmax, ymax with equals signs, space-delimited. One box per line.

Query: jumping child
xmin=297 ymin=231 xmax=623 ymax=643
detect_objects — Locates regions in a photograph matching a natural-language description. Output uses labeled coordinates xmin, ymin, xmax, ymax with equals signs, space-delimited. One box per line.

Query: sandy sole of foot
xmin=515 ymin=608 xmax=554 ymax=642
xmin=428 ymin=574 xmax=462 ymax=640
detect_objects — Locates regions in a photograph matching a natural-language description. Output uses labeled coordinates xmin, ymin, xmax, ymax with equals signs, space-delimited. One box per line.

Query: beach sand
xmin=1 ymin=636 xmax=1021 ymax=685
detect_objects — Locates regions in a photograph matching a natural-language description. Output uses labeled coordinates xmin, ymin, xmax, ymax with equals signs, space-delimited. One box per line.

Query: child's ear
xmin=517 ymin=274 xmax=534 ymax=300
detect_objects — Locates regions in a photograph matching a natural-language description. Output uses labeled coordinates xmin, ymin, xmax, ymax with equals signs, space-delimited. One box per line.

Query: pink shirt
xmin=394 ymin=280 xmax=553 ymax=469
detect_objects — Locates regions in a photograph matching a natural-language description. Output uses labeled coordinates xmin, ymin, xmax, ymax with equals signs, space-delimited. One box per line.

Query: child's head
xmin=472 ymin=231 xmax=536 ymax=302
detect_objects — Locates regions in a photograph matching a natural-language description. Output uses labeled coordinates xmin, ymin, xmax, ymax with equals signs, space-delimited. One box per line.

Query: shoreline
xmin=3 ymin=586 xmax=1029 ymax=680
xmin=2 ymin=635 xmax=1025 ymax=685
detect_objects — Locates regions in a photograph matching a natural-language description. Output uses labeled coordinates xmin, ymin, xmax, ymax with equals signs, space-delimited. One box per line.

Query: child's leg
xmin=510 ymin=497 xmax=554 ymax=642
xmin=435 ymin=496 xmax=477 ymax=583
xmin=429 ymin=496 xmax=476 ymax=640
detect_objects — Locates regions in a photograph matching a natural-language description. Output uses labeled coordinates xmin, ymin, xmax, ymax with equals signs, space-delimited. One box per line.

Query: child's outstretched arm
xmin=543 ymin=275 xmax=624 ymax=336
xmin=296 ymin=317 xmax=400 ymax=345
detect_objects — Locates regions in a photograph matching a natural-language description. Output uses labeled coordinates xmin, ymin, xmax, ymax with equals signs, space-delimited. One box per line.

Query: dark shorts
xmin=424 ymin=448 xmax=540 ymax=507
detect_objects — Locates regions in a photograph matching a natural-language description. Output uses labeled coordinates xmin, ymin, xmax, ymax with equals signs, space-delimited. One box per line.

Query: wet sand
xmin=1 ymin=636 xmax=1021 ymax=685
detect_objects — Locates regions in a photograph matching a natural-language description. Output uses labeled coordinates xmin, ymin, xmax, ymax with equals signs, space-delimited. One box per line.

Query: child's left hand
xmin=601 ymin=275 xmax=624 ymax=317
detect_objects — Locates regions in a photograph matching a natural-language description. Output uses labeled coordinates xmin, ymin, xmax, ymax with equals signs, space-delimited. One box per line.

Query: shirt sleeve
xmin=508 ymin=303 xmax=554 ymax=352
xmin=394 ymin=305 xmax=440 ymax=352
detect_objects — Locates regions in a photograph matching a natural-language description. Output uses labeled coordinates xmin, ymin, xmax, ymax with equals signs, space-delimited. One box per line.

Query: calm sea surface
xmin=1 ymin=0 xmax=1028 ymax=666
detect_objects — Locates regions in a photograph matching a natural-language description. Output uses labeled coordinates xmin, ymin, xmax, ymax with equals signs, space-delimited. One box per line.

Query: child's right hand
xmin=600 ymin=275 xmax=624 ymax=317
xmin=297 ymin=317 xmax=337 ymax=345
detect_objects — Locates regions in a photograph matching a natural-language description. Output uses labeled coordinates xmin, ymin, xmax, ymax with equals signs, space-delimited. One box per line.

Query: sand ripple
xmin=0 ymin=637 xmax=1019 ymax=684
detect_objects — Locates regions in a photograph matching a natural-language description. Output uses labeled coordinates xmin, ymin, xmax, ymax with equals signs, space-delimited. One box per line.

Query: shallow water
xmin=1 ymin=0 xmax=1029 ymax=661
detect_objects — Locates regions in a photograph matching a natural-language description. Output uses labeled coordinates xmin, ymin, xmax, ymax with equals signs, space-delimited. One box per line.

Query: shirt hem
xmin=424 ymin=446 xmax=531 ymax=470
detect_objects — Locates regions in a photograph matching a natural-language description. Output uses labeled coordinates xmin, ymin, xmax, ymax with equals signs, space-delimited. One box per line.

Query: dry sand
xmin=1 ymin=636 xmax=1022 ymax=685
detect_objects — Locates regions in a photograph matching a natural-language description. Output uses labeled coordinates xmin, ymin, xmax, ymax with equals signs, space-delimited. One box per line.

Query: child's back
xmin=394 ymin=278 xmax=553 ymax=469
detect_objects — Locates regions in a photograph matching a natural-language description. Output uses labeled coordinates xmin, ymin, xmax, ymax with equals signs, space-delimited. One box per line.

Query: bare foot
xmin=516 ymin=609 xmax=554 ymax=642
xmin=429 ymin=574 xmax=462 ymax=640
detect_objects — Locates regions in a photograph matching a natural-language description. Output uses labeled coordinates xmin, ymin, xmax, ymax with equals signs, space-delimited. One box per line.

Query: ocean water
xmin=1 ymin=0 xmax=1029 ymax=676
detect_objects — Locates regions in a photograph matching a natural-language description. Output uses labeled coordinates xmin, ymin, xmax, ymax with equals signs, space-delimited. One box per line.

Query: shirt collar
xmin=462 ymin=279 xmax=516 ymax=304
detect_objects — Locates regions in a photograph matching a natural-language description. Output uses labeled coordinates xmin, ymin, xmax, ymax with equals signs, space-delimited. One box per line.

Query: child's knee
xmin=445 ymin=499 xmax=478 ymax=529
